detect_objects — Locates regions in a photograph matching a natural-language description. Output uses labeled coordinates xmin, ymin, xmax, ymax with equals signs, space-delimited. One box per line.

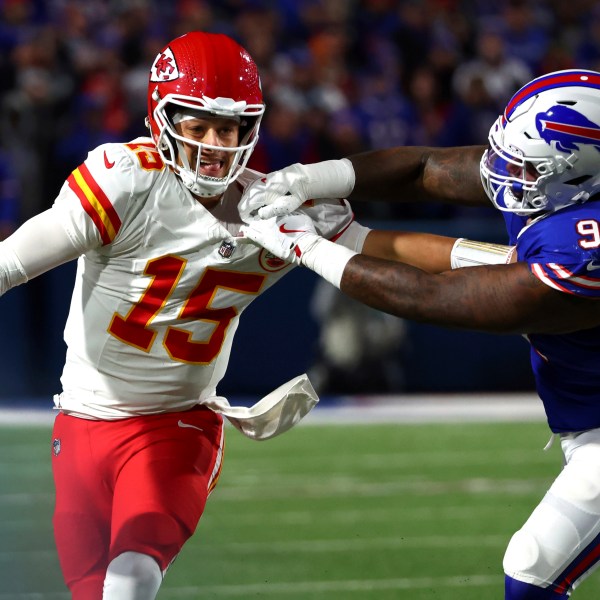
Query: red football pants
xmin=51 ymin=406 xmax=224 ymax=600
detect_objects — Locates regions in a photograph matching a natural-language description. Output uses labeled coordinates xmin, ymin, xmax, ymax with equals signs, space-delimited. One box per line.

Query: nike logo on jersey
xmin=104 ymin=151 xmax=115 ymax=169
xmin=279 ymin=224 xmax=306 ymax=234
xmin=586 ymin=260 xmax=600 ymax=271
xmin=178 ymin=420 xmax=204 ymax=432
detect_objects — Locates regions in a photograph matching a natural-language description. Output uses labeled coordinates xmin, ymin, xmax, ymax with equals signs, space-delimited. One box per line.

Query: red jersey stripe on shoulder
xmin=67 ymin=171 xmax=112 ymax=245
xmin=531 ymin=263 xmax=574 ymax=294
xmin=67 ymin=163 xmax=122 ymax=245
xmin=547 ymin=263 xmax=600 ymax=290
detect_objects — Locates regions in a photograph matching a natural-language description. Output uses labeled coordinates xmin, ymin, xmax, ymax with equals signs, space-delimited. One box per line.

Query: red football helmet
xmin=147 ymin=32 xmax=265 ymax=197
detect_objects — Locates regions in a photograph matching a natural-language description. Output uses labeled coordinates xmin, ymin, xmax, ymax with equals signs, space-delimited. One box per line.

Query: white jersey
xmin=47 ymin=137 xmax=360 ymax=419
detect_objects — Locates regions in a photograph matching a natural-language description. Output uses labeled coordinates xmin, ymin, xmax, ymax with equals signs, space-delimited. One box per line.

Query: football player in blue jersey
xmin=239 ymin=70 xmax=600 ymax=599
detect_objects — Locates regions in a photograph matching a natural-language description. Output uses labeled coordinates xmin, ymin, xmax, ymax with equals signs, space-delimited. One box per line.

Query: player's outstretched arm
xmin=0 ymin=209 xmax=81 ymax=295
xmin=252 ymin=145 xmax=488 ymax=219
xmin=349 ymin=145 xmax=488 ymax=206
xmin=338 ymin=253 xmax=598 ymax=335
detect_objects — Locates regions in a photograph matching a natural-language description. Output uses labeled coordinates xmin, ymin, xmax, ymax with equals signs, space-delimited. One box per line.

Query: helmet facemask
xmin=480 ymin=117 xmax=560 ymax=215
xmin=150 ymin=91 xmax=264 ymax=198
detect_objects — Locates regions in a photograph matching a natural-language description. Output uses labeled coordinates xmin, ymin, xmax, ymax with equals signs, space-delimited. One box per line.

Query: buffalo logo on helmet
xmin=52 ymin=438 xmax=61 ymax=457
xmin=150 ymin=47 xmax=179 ymax=83
xmin=536 ymin=105 xmax=600 ymax=154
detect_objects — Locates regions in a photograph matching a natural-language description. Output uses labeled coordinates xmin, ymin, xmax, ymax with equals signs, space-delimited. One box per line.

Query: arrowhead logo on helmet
xmin=150 ymin=47 xmax=179 ymax=83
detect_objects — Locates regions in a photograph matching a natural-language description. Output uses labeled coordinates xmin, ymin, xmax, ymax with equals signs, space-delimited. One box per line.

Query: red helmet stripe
xmin=505 ymin=71 xmax=600 ymax=120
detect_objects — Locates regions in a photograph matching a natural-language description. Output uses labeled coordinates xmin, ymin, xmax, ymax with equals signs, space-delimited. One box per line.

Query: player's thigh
xmin=51 ymin=414 xmax=113 ymax=586
xmin=110 ymin=407 xmax=224 ymax=569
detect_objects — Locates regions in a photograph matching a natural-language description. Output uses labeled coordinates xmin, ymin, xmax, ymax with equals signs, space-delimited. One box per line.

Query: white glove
xmin=238 ymin=159 xmax=356 ymax=221
xmin=239 ymin=211 xmax=320 ymax=265
xmin=238 ymin=177 xmax=268 ymax=223
xmin=240 ymin=210 xmax=358 ymax=289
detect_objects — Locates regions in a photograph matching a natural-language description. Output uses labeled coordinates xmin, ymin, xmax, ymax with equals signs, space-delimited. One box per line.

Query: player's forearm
xmin=300 ymin=237 xmax=524 ymax=332
xmin=361 ymin=230 xmax=515 ymax=274
xmin=348 ymin=146 xmax=488 ymax=206
xmin=337 ymin=254 xmax=581 ymax=334
xmin=361 ymin=230 xmax=455 ymax=273
xmin=340 ymin=255 xmax=532 ymax=333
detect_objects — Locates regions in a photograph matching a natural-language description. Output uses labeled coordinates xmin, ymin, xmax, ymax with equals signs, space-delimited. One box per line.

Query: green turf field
xmin=1 ymin=420 xmax=599 ymax=599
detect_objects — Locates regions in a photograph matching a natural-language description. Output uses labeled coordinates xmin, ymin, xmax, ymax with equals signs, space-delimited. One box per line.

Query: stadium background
xmin=1 ymin=0 xmax=598 ymax=400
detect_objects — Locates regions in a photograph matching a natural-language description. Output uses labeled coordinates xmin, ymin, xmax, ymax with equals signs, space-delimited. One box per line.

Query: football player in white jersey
xmin=0 ymin=31 xmax=352 ymax=599
xmin=0 ymin=30 xmax=515 ymax=599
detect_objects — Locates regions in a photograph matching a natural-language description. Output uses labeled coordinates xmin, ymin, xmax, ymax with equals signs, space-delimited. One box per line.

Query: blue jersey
xmin=503 ymin=200 xmax=600 ymax=433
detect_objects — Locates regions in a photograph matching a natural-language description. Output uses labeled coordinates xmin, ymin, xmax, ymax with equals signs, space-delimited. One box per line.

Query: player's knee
xmin=503 ymin=530 xmax=570 ymax=599
xmin=103 ymin=552 xmax=162 ymax=600
xmin=505 ymin=575 xmax=568 ymax=599
xmin=504 ymin=529 xmax=541 ymax=577
xmin=112 ymin=512 xmax=189 ymax=570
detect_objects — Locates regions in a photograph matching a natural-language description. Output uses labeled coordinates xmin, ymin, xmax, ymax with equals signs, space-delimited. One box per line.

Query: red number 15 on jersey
xmin=108 ymin=255 xmax=266 ymax=364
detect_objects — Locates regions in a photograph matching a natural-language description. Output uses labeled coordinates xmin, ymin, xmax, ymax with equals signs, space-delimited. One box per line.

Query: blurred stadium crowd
xmin=1 ymin=0 xmax=600 ymax=235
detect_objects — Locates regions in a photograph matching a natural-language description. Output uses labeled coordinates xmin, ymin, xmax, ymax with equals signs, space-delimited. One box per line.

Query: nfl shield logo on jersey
xmin=52 ymin=438 xmax=61 ymax=457
xmin=218 ymin=240 xmax=236 ymax=259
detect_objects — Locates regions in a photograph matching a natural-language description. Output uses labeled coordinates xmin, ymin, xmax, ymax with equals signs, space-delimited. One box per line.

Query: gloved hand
xmin=238 ymin=159 xmax=355 ymax=222
xmin=239 ymin=211 xmax=320 ymax=265
xmin=238 ymin=177 xmax=268 ymax=223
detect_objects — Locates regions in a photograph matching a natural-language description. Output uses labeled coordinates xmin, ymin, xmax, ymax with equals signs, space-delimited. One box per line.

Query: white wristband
xmin=299 ymin=235 xmax=358 ymax=288
xmin=451 ymin=238 xmax=516 ymax=269
xmin=305 ymin=158 xmax=355 ymax=199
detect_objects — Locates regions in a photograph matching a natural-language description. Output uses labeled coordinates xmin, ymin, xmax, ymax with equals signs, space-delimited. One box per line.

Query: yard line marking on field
xmin=0 ymin=492 xmax=54 ymax=506
xmin=0 ymin=549 xmax=56 ymax=561
xmin=0 ymin=504 xmax=507 ymax=533
xmin=213 ymin=476 xmax=548 ymax=501
xmin=160 ymin=574 xmax=501 ymax=597
xmin=210 ymin=533 xmax=506 ymax=554
xmin=201 ymin=503 xmax=510 ymax=527
xmin=0 ymin=595 xmax=69 ymax=600
xmin=227 ymin=448 xmax=555 ymax=474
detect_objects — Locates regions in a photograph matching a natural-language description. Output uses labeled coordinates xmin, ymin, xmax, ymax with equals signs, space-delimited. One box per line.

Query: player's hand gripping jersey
xmin=48 ymin=138 xmax=360 ymax=419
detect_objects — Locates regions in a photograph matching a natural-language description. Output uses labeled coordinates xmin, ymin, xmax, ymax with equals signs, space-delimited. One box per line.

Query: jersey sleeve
xmin=517 ymin=203 xmax=600 ymax=298
xmin=52 ymin=142 xmax=137 ymax=251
